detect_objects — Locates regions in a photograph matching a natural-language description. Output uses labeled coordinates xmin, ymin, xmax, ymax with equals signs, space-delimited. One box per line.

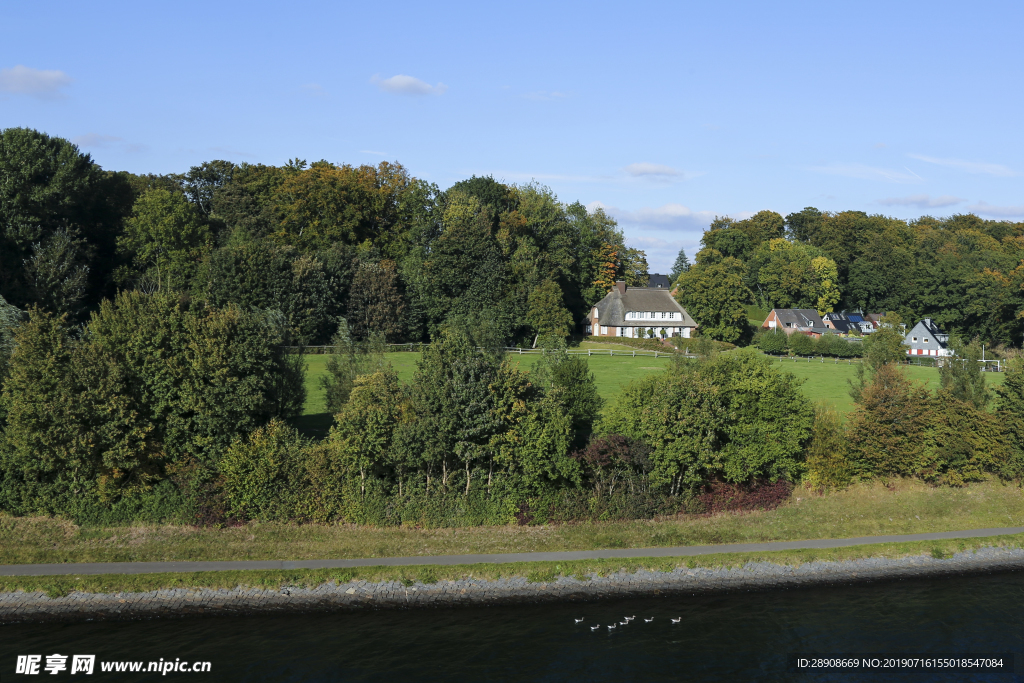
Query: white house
xmin=587 ymin=281 xmax=697 ymax=339
xmin=904 ymin=318 xmax=952 ymax=357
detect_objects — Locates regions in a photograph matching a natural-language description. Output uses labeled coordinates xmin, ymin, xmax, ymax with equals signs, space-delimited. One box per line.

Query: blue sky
xmin=2 ymin=1 xmax=1022 ymax=272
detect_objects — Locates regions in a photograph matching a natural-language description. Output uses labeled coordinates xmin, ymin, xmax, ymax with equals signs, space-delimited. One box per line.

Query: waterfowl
xmin=575 ymin=618 xmax=584 ymax=624
xmin=644 ymin=618 xmax=654 ymax=623
xmin=671 ymin=617 xmax=682 ymax=624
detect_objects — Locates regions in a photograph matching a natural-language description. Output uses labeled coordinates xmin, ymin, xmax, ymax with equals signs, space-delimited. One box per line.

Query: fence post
xmin=633 ymin=350 xmax=635 ymax=357
xmin=655 ymin=350 xmax=658 ymax=358
xmin=588 ymin=349 xmax=592 ymax=356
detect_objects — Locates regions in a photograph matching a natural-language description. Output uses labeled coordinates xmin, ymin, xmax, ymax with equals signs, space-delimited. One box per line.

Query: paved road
xmin=2 ymin=527 xmax=1022 ymax=577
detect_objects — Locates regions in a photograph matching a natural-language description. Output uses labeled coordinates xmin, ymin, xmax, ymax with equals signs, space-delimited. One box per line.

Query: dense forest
xmin=2 ymin=127 xmax=1024 ymax=527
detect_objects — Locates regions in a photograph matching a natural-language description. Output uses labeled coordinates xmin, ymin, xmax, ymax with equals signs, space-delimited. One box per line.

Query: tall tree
xmin=673 ymin=248 xmax=750 ymax=343
xmin=347 ymin=260 xmax=406 ymax=342
xmin=118 ymin=189 xmax=211 ymax=292
xmin=670 ymin=248 xmax=690 ymax=282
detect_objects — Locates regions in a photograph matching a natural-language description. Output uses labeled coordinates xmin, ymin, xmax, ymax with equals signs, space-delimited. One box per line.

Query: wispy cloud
xmin=523 ymin=91 xmax=567 ymax=101
xmin=877 ymin=194 xmax=964 ymax=209
xmin=966 ymin=202 xmax=1024 ymax=218
xmin=210 ymin=146 xmax=254 ymax=159
xmin=589 ymin=201 xmax=723 ymax=232
xmin=908 ymin=154 xmax=1015 ymax=177
xmin=72 ymin=133 xmax=122 ymax=148
xmin=301 ymin=83 xmax=326 ymax=97
xmin=623 ymin=162 xmax=680 ymax=178
xmin=0 ymin=65 xmax=72 ymax=99
xmin=808 ymin=163 xmax=922 ymax=184
xmin=372 ymin=74 xmax=448 ymax=96
xmin=484 ymin=170 xmax=614 ymax=184
xmin=72 ymin=133 xmax=147 ymax=154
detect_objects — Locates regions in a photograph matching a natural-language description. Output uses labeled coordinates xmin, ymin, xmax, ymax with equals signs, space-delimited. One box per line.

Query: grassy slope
xmin=3 ymin=479 xmax=1022 ymax=565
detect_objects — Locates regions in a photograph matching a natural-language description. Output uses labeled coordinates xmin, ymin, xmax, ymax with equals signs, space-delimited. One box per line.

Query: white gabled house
xmin=587 ymin=281 xmax=697 ymax=339
xmin=904 ymin=318 xmax=952 ymax=357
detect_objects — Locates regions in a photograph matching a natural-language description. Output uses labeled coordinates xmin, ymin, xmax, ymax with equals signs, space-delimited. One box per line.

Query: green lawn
xmin=295 ymin=350 xmax=1008 ymax=437
xmin=765 ymin=355 xmax=1005 ymax=415
xmin=296 ymin=351 xmax=674 ymax=437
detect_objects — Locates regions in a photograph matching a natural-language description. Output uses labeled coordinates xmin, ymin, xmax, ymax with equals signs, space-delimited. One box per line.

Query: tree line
xmin=1 ymin=128 xmax=650 ymax=347
xmin=672 ymin=209 xmax=1024 ymax=346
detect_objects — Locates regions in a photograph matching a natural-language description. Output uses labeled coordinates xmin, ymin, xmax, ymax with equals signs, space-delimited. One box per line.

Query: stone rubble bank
xmin=3 ymin=546 xmax=1023 ymax=624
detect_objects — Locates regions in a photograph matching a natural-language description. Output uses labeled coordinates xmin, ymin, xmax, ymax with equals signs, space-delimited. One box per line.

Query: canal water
xmin=3 ymin=570 xmax=1023 ymax=681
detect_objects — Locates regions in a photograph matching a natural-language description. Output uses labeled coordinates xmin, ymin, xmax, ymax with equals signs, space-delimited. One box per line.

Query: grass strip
xmin=7 ymin=533 xmax=1024 ymax=599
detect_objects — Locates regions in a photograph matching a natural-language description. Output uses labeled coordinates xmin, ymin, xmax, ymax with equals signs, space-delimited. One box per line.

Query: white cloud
xmin=623 ymin=162 xmax=680 ymax=178
xmin=877 ymin=194 xmax=964 ymax=209
xmin=908 ymin=154 xmax=1015 ymax=177
xmin=966 ymin=202 xmax=1024 ymax=218
xmin=0 ymin=65 xmax=72 ymax=98
xmin=808 ymin=163 xmax=922 ymax=184
xmin=372 ymin=74 xmax=448 ymax=96
xmin=72 ymin=133 xmax=122 ymax=148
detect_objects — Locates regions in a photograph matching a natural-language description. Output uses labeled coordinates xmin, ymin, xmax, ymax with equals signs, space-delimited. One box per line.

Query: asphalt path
xmin=1 ymin=527 xmax=1022 ymax=577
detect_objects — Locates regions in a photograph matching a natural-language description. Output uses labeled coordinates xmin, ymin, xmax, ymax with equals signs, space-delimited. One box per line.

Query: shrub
xmin=757 ymin=328 xmax=788 ymax=354
xmin=220 ymin=420 xmax=311 ymax=521
xmin=804 ymin=404 xmax=851 ymax=490
xmin=695 ymin=479 xmax=794 ymax=514
xmin=788 ymin=332 xmax=816 ymax=356
xmin=846 ymin=364 xmax=931 ymax=478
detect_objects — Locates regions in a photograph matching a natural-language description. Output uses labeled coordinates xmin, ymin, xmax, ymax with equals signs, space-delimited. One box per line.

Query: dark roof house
xmin=904 ymin=318 xmax=952 ymax=357
xmin=763 ymin=308 xmax=825 ymax=335
xmin=647 ymin=273 xmax=671 ymax=289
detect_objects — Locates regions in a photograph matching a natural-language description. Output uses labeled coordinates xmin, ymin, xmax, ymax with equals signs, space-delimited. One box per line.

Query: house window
xmin=912 ymin=337 xmax=918 ymax=342
xmin=593 ymin=308 xmax=598 ymax=318
xmin=669 ymin=312 xmax=676 ymax=319
xmin=924 ymin=338 xmax=929 ymax=343
xmin=660 ymin=312 xmax=666 ymax=319
xmin=600 ymin=326 xmax=608 ymax=335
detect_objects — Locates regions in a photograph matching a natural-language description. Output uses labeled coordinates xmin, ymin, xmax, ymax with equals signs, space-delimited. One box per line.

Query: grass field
xmin=295 ymin=350 xmax=676 ymax=437
xmin=764 ymin=356 xmax=1005 ymax=415
xmin=297 ymin=349 xmax=1006 ymax=435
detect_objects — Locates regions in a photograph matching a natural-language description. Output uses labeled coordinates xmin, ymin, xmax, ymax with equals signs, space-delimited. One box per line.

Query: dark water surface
xmin=3 ymin=571 xmax=1024 ymax=682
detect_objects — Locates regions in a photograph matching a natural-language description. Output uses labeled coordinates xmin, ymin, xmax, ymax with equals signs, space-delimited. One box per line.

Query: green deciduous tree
xmin=347 ymin=260 xmax=406 ymax=342
xmin=603 ymin=349 xmax=812 ymax=494
xmin=526 ymin=280 xmax=573 ymax=341
xmin=673 ymin=248 xmax=750 ymax=343
xmin=119 ymin=189 xmax=211 ymax=292
xmin=938 ymin=335 xmax=989 ymax=410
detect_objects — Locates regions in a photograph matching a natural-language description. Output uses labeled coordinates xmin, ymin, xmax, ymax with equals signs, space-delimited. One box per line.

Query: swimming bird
xmin=591 ymin=625 xmax=600 ymax=631
xmin=625 ymin=615 xmax=635 ymax=620
xmin=575 ymin=618 xmax=584 ymax=624
xmin=644 ymin=618 xmax=654 ymax=623
xmin=607 ymin=624 xmax=616 ymax=631
xmin=619 ymin=621 xmax=628 ymax=626
xmin=671 ymin=617 xmax=682 ymax=624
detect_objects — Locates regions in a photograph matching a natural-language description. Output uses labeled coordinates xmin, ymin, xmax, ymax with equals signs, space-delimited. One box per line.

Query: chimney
xmin=615 ymin=281 xmax=626 ymax=294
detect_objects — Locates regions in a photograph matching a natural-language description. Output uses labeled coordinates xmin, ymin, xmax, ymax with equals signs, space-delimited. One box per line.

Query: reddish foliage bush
xmin=695 ymin=479 xmax=793 ymax=515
